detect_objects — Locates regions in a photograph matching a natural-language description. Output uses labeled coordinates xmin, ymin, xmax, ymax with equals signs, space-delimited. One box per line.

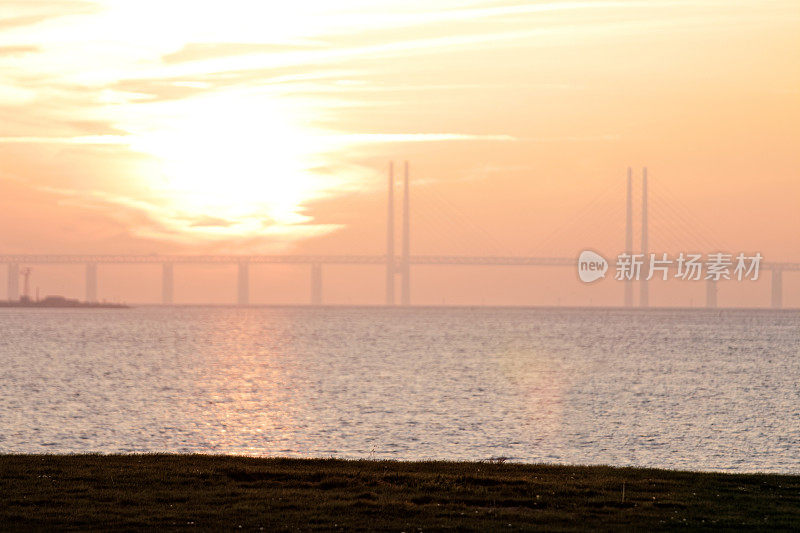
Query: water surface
xmin=1 ymin=307 xmax=797 ymax=473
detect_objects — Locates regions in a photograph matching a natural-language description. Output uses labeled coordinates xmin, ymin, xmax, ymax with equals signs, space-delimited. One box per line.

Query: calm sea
xmin=1 ymin=307 xmax=797 ymax=473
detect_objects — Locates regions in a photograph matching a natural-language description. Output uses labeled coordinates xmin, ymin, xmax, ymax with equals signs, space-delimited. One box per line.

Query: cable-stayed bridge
xmin=2 ymin=163 xmax=797 ymax=307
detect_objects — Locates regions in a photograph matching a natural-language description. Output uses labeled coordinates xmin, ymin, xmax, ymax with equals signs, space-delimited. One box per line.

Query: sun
xmin=124 ymin=87 xmax=339 ymax=232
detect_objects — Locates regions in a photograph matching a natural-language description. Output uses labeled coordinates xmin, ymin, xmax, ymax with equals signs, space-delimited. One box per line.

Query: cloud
xmin=188 ymin=216 xmax=235 ymax=228
xmin=0 ymin=135 xmax=129 ymax=145
xmin=162 ymin=41 xmax=324 ymax=64
xmin=0 ymin=1 xmax=100 ymax=30
xmin=328 ymin=133 xmax=619 ymax=144
xmin=110 ymin=66 xmax=343 ymax=103
xmin=0 ymin=45 xmax=40 ymax=56
xmin=336 ymin=133 xmax=517 ymax=143
xmin=0 ymin=15 xmax=52 ymax=31
xmin=24 ymin=175 xmax=344 ymax=251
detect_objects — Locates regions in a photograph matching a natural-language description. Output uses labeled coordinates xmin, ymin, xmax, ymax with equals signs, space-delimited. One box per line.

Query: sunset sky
xmin=1 ymin=0 xmax=798 ymax=305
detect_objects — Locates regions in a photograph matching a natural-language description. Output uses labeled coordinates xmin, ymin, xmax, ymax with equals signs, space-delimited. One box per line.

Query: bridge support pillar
xmin=311 ymin=263 xmax=322 ymax=305
xmin=771 ymin=268 xmax=783 ymax=309
xmin=237 ymin=261 xmax=249 ymax=306
xmin=162 ymin=263 xmax=174 ymax=305
xmin=85 ymin=263 xmax=97 ymax=303
xmin=705 ymin=278 xmax=717 ymax=309
xmin=7 ymin=263 xmax=19 ymax=301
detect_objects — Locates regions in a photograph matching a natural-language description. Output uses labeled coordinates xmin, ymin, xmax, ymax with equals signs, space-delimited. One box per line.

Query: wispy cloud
xmin=0 ymin=135 xmax=129 ymax=144
xmin=0 ymin=1 xmax=100 ymax=30
xmin=0 ymin=45 xmax=39 ymax=56
xmin=336 ymin=133 xmax=517 ymax=143
xmin=162 ymin=41 xmax=325 ymax=64
xmin=30 ymin=180 xmax=343 ymax=250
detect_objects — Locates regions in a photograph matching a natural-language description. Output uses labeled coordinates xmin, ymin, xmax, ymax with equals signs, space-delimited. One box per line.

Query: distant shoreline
xmin=1 ymin=455 xmax=797 ymax=529
xmin=0 ymin=301 xmax=128 ymax=309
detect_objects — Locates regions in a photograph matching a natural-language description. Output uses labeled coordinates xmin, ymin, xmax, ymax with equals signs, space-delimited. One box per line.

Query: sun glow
xmin=124 ymin=89 xmax=339 ymax=229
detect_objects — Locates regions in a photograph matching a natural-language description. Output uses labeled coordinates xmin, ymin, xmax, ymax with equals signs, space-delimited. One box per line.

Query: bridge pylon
xmin=386 ymin=162 xmax=395 ymax=305
xmin=401 ymin=161 xmax=410 ymax=306
xmin=385 ymin=161 xmax=411 ymax=306
xmin=640 ymin=167 xmax=649 ymax=308
xmin=624 ymin=168 xmax=633 ymax=307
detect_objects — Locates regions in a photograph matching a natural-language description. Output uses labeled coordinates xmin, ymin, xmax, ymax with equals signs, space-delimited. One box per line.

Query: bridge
xmin=2 ymin=163 xmax=797 ymax=307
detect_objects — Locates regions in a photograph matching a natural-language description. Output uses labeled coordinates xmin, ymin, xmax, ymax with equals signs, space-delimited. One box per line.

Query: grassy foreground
xmin=1 ymin=455 xmax=798 ymax=531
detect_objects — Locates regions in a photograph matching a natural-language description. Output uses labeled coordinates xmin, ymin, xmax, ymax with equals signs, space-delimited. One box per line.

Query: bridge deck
xmin=0 ymin=255 xmax=796 ymax=269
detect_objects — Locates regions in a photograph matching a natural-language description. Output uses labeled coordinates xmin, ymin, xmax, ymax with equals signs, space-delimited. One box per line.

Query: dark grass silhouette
xmin=1 ymin=455 xmax=798 ymax=530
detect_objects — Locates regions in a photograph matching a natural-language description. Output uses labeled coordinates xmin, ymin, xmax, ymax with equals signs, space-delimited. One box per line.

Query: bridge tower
xmin=385 ymin=161 xmax=411 ymax=306
xmin=386 ymin=162 xmax=395 ymax=305
xmin=640 ymin=167 xmax=649 ymax=308
xmin=401 ymin=161 xmax=411 ymax=306
xmin=624 ymin=168 xmax=633 ymax=307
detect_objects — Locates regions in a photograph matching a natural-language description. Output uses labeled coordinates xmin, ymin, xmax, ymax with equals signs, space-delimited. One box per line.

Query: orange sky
xmin=1 ymin=1 xmax=798 ymax=305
